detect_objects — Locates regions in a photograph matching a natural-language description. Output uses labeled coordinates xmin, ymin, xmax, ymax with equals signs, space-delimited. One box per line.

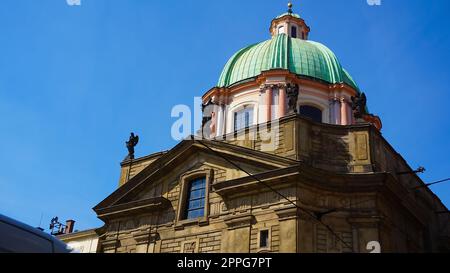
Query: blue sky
xmin=0 ymin=0 xmax=449 ymax=231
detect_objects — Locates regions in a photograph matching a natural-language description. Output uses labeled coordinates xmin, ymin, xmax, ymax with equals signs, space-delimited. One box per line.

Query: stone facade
xmin=93 ymin=115 xmax=450 ymax=253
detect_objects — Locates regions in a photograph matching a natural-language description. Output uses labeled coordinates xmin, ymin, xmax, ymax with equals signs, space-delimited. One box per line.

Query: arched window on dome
xmin=233 ymin=106 xmax=254 ymax=131
xmin=299 ymin=105 xmax=323 ymax=123
xmin=278 ymin=25 xmax=285 ymax=35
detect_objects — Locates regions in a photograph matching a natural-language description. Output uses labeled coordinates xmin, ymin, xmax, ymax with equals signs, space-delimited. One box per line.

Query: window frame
xmin=184 ymin=177 xmax=207 ymax=220
xmin=233 ymin=105 xmax=254 ymax=132
xmin=175 ymin=169 xmax=213 ymax=229
xmin=257 ymin=228 xmax=271 ymax=253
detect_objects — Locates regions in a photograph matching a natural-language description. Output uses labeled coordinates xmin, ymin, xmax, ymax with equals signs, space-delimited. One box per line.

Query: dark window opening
xmin=260 ymin=230 xmax=269 ymax=248
xmin=300 ymin=105 xmax=322 ymax=123
xmin=291 ymin=26 xmax=297 ymax=38
xmin=184 ymin=177 xmax=206 ymax=220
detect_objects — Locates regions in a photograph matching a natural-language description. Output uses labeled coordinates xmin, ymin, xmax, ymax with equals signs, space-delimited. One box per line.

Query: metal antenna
xmin=38 ymin=213 xmax=43 ymax=229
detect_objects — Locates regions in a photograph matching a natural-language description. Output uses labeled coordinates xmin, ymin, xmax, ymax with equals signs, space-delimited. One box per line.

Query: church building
xmin=91 ymin=3 xmax=450 ymax=253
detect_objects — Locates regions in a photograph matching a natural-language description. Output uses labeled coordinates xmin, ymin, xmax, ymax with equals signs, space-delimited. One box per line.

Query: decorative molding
xmin=260 ymin=83 xmax=290 ymax=92
xmin=355 ymin=133 xmax=369 ymax=161
xmin=102 ymin=239 xmax=120 ymax=251
xmin=133 ymin=234 xmax=150 ymax=244
xmin=275 ymin=206 xmax=300 ymax=221
xmin=347 ymin=216 xmax=382 ymax=229
xmin=181 ymin=239 xmax=200 ymax=253
xmin=96 ymin=197 xmax=171 ymax=221
xmin=224 ymin=213 xmax=255 ymax=230
xmin=213 ymin=166 xmax=300 ymax=196
xmin=132 ymin=231 xmax=159 ymax=245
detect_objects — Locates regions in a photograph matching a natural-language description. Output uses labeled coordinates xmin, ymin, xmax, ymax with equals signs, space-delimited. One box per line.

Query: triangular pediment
xmin=93 ymin=138 xmax=298 ymax=216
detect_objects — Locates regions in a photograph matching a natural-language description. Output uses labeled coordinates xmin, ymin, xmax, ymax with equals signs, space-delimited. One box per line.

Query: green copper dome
xmin=217 ymin=34 xmax=359 ymax=90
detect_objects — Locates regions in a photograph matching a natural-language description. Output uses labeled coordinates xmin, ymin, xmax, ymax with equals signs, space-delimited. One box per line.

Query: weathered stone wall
xmin=370 ymin=130 xmax=450 ymax=252
xmin=221 ymin=115 xmax=374 ymax=174
xmin=160 ymin=231 xmax=222 ymax=253
xmin=98 ymin=174 xmax=384 ymax=254
xmin=97 ymin=115 xmax=450 ymax=253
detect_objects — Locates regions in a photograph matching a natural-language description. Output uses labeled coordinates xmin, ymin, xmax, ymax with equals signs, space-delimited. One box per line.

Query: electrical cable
xmin=412 ymin=178 xmax=450 ymax=189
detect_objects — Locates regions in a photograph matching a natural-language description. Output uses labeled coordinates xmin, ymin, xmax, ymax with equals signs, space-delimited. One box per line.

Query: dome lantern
xmin=270 ymin=2 xmax=310 ymax=40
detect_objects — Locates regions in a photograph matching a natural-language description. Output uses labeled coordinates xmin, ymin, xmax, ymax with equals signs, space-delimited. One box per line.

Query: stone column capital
xmin=329 ymin=97 xmax=339 ymax=103
xmin=260 ymin=83 xmax=288 ymax=90
xmin=340 ymin=97 xmax=352 ymax=104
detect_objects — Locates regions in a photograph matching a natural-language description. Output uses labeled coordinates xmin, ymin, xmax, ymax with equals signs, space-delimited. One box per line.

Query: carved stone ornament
xmin=224 ymin=213 xmax=255 ymax=230
xmin=351 ymin=92 xmax=368 ymax=120
xmin=286 ymin=83 xmax=299 ymax=114
xmin=183 ymin=241 xmax=197 ymax=253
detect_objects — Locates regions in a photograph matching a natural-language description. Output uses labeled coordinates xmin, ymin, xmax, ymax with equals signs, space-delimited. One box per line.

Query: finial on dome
xmin=288 ymin=1 xmax=293 ymax=14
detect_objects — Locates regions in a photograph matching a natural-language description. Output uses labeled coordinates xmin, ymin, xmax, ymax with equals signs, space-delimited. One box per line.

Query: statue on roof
xmin=286 ymin=83 xmax=300 ymax=114
xmin=126 ymin=132 xmax=139 ymax=160
xmin=351 ymin=92 xmax=368 ymax=120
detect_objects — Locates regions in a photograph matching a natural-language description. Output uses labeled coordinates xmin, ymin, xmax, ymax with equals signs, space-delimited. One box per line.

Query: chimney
xmin=65 ymin=220 xmax=75 ymax=234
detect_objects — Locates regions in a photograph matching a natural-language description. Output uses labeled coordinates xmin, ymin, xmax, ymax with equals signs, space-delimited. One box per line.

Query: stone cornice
xmin=213 ymin=165 xmax=300 ymax=196
xmin=275 ymin=206 xmax=300 ymax=221
xmin=224 ymin=213 xmax=255 ymax=230
xmin=132 ymin=230 xmax=159 ymax=244
xmin=101 ymin=239 xmax=120 ymax=250
xmin=212 ymin=162 xmax=396 ymax=198
xmin=213 ymin=113 xmax=376 ymax=145
xmin=201 ymin=70 xmax=359 ymax=104
xmin=347 ymin=216 xmax=382 ymax=228
xmin=95 ymin=197 xmax=170 ymax=221
xmin=297 ymin=165 xmax=388 ymax=193
xmin=121 ymin=151 xmax=168 ymax=167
